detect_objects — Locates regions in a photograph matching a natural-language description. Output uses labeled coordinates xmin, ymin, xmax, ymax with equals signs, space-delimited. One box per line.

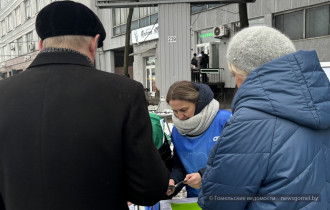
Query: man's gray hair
xmin=42 ymin=35 xmax=93 ymax=51
xmin=226 ymin=26 xmax=296 ymax=76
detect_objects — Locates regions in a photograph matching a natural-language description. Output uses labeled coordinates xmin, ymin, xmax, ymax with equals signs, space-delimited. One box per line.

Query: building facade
xmin=98 ymin=0 xmax=330 ymax=107
xmin=0 ymin=0 xmax=102 ymax=79
xmin=1 ymin=0 xmax=330 ymax=107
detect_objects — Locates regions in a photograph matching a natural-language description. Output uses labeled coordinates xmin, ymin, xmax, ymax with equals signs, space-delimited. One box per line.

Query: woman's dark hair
xmin=166 ymin=81 xmax=199 ymax=104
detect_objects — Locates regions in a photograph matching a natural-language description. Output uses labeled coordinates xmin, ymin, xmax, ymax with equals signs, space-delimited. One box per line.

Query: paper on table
xmin=160 ymin=197 xmax=200 ymax=210
xmin=170 ymin=202 xmax=201 ymax=210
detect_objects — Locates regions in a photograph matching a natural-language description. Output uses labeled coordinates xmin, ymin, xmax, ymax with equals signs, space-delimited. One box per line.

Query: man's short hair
xmin=42 ymin=35 xmax=93 ymax=51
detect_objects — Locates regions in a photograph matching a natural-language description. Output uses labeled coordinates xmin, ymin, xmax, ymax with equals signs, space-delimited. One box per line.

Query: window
xmin=113 ymin=8 xmax=126 ymax=36
xmin=15 ymin=6 xmax=21 ymax=26
xmin=0 ymin=0 xmax=6 ymax=9
xmin=4 ymin=45 xmax=9 ymax=61
xmin=191 ymin=4 xmax=224 ymax=14
xmin=150 ymin=13 xmax=158 ymax=25
xmin=10 ymin=42 xmax=17 ymax=59
xmin=37 ymin=0 xmax=45 ymax=11
xmin=150 ymin=6 xmax=158 ymax=14
xmin=8 ymin=12 xmax=15 ymax=31
xmin=0 ymin=47 xmax=4 ymax=62
xmin=25 ymin=0 xmax=32 ymax=19
xmin=114 ymin=8 xmax=121 ymax=26
xmin=17 ymin=37 xmax=23 ymax=56
xmin=120 ymin=8 xmax=127 ymax=24
xmin=140 ymin=7 xmax=149 ymax=18
xmin=275 ymin=10 xmax=303 ymax=40
xmin=131 ymin=20 xmax=138 ymax=30
xmin=113 ymin=27 xmax=120 ymax=37
xmin=132 ymin=8 xmax=139 ymax=20
xmin=120 ymin=24 xmax=126 ymax=34
xmin=208 ymin=3 xmax=222 ymax=9
xmin=306 ymin=5 xmax=330 ymax=38
xmin=113 ymin=7 xmax=158 ymax=36
xmin=8 ymin=14 xmax=13 ymax=31
xmin=26 ymin=31 xmax=33 ymax=52
xmin=191 ymin=5 xmax=207 ymax=14
xmin=12 ymin=10 xmax=16 ymax=28
xmin=274 ymin=4 xmax=330 ymax=40
xmin=1 ymin=20 xmax=6 ymax=36
xmin=139 ymin=16 xmax=149 ymax=28
xmin=5 ymin=17 xmax=9 ymax=34
xmin=249 ymin=17 xmax=265 ymax=26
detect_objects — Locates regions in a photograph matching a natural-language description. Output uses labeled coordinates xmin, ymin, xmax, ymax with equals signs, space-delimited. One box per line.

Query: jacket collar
xmin=28 ymin=48 xmax=94 ymax=68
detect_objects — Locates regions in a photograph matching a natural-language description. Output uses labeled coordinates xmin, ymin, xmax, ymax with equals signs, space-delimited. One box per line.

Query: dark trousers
xmin=201 ymin=73 xmax=208 ymax=83
xmin=191 ymin=69 xmax=200 ymax=82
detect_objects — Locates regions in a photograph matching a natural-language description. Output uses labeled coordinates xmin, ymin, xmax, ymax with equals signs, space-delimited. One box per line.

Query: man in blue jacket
xmin=198 ymin=26 xmax=330 ymax=209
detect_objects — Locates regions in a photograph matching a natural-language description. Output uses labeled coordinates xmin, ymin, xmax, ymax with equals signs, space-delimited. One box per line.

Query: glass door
xmin=145 ymin=57 xmax=156 ymax=97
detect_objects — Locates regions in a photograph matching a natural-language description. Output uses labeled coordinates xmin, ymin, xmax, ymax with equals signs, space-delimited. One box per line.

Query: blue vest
xmin=172 ymin=109 xmax=231 ymax=197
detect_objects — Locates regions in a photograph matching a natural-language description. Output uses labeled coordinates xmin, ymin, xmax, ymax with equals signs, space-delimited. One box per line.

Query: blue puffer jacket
xmin=198 ymin=51 xmax=330 ymax=210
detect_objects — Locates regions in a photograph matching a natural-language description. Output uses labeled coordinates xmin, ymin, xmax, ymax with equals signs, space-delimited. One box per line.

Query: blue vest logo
xmin=213 ymin=136 xmax=219 ymax=142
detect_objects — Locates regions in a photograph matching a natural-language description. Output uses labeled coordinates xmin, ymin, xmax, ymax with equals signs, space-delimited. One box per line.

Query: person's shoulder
xmin=83 ymin=69 xmax=143 ymax=92
xmin=89 ymin=69 xmax=143 ymax=88
xmin=230 ymin=107 xmax=276 ymax=124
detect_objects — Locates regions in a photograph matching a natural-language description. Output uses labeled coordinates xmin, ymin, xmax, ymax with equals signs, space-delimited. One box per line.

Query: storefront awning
xmin=129 ymin=44 xmax=156 ymax=56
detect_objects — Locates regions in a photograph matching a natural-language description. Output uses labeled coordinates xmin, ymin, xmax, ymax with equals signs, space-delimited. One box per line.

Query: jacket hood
xmin=232 ymin=50 xmax=330 ymax=130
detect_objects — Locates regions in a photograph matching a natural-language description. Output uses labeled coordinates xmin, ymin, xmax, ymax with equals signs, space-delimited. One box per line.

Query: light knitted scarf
xmin=172 ymin=99 xmax=219 ymax=136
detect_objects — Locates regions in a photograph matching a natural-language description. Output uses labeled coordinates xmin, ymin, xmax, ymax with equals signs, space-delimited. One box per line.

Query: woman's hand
xmin=166 ymin=179 xmax=176 ymax=196
xmin=185 ymin=173 xmax=202 ymax=189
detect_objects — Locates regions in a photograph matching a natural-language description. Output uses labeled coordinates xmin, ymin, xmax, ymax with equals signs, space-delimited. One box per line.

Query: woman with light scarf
xmin=165 ymin=81 xmax=231 ymax=198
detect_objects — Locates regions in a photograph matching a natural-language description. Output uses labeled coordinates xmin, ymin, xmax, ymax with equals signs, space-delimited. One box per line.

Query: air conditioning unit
xmin=214 ymin=25 xmax=229 ymax=38
xmin=10 ymin=44 xmax=16 ymax=51
xmin=28 ymin=42 xmax=35 ymax=51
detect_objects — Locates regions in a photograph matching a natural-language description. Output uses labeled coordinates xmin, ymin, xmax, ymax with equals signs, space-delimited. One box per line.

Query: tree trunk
xmin=123 ymin=7 xmax=134 ymax=78
xmin=238 ymin=3 xmax=249 ymax=30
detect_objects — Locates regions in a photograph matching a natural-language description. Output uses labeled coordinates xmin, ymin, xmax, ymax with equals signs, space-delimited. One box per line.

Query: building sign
xmin=132 ymin=24 xmax=159 ymax=44
xmin=168 ymin=36 xmax=177 ymax=42
xmin=198 ymin=28 xmax=218 ymax=44
xmin=200 ymin=32 xmax=214 ymax=38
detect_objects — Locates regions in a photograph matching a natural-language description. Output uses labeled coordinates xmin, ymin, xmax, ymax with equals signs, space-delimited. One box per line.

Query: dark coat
xmin=198 ymin=51 xmax=330 ymax=209
xmin=0 ymin=51 xmax=169 ymax=210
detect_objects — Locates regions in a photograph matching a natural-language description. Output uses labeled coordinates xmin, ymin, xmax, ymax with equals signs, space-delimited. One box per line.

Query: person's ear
xmin=39 ymin=40 xmax=44 ymax=51
xmin=88 ymin=34 xmax=100 ymax=64
xmin=90 ymin=34 xmax=100 ymax=55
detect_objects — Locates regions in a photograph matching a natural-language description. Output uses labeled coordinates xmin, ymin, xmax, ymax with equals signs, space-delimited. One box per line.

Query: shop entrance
xmin=145 ymin=57 xmax=157 ymax=98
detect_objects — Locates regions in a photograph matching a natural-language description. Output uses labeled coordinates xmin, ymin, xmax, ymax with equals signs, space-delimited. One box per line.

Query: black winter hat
xmin=36 ymin=1 xmax=106 ymax=48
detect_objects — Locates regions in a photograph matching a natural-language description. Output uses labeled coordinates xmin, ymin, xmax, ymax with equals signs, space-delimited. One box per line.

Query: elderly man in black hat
xmin=0 ymin=1 xmax=169 ymax=210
